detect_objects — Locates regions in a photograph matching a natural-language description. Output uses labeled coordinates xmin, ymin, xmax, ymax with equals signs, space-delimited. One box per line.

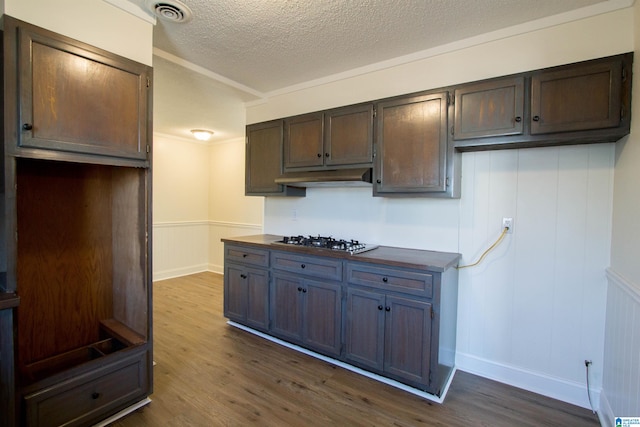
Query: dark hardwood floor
xmin=109 ymin=272 xmax=599 ymax=426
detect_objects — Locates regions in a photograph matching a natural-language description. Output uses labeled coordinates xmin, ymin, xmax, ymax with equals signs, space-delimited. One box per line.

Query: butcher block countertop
xmin=221 ymin=234 xmax=461 ymax=272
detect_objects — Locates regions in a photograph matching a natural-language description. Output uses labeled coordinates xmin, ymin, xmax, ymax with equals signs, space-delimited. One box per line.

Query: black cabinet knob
xmin=385 ymin=306 xmax=391 ymax=312
xmin=514 ymin=116 xmax=522 ymax=122
xmin=376 ymin=179 xmax=382 ymax=184
xmin=301 ymin=264 xmax=306 ymax=269
xmin=22 ymin=123 xmax=33 ymax=131
xmin=297 ymin=286 xmax=303 ymax=292
xmin=91 ymin=392 xmax=101 ymax=400
xmin=325 ymin=153 xmax=329 ymax=157
xmin=240 ymin=274 xmax=247 ymax=279
xmin=378 ymin=305 xmax=383 ymax=310
xmin=382 ymin=277 xmax=388 ymax=283
xmin=317 ymin=153 xmax=322 ymax=157
xmin=242 ymin=253 xmax=248 ymax=258
xmin=532 ymin=115 xmax=540 ymax=122
xmin=302 ymin=288 xmax=307 ymax=293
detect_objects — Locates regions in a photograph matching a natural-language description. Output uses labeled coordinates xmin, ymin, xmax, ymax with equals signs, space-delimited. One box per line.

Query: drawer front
xmin=225 ymin=244 xmax=270 ymax=268
xmin=24 ymin=351 xmax=148 ymax=427
xmin=272 ymin=252 xmax=343 ymax=281
xmin=347 ymin=263 xmax=433 ymax=298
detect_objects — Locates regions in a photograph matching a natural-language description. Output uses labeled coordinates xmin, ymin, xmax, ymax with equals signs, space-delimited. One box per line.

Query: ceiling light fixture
xmin=191 ymin=129 xmax=214 ymax=141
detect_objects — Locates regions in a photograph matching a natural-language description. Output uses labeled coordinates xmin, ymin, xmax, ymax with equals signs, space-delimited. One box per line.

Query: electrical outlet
xmin=502 ymin=217 xmax=513 ymax=233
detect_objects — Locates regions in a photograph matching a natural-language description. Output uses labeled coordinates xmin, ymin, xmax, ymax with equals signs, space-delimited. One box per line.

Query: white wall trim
xmin=208 ymin=220 xmax=263 ymax=231
xmin=455 ymin=351 xmax=597 ymax=410
xmin=153 ymin=264 xmax=210 ymax=282
xmin=153 ymin=220 xmax=210 ymax=228
xmin=605 ymin=267 xmax=640 ymax=304
xmin=598 ymin=390 xmax=614 ymax=427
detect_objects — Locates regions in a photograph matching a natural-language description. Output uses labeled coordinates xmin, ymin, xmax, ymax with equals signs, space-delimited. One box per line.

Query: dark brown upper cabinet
xmin=530 ymin=59 xmax=622 ymax=134
xmin=324 ymin=103 xmax=374 ymax=167
xmin=5 ymin=17 xmax=151 ymax=165
xmin=284 ymin=112 xmax=324 ymax=169
xmin=454 ymin=53 xmax=632 ymax=151
xmin=374 ymin=91 xmax=457 ymax=197
xmin=454 ymin=76 xmax=525 ymax=140
xmin=284 ymin=104 xmax=373 ymax=171
xmin=245 ymin=120 xmax=305 ymax=197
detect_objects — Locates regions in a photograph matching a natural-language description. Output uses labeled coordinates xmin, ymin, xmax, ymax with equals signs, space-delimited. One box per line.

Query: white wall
xmin=3 ymin=0 xmax=152 ymax=66
xmin=152 ymin=134 xmax=263 ymax=279
xmin=248 ymin=6 xmax=634 ymax=410
xmin=208 ymin=138 xmax=263 ymax=273
xmin=152 ymin=135 xmax=211 ymax=279
xmin=599 ymin=1 xmax=640 ymax=425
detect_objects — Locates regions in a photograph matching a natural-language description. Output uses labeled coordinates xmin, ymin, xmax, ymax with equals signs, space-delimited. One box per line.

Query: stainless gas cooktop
xmin=275 ymin=235 xmax=378 ymax=255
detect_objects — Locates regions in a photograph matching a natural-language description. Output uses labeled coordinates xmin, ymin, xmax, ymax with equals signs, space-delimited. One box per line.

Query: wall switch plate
xmin=502 ymin=217 xmax=513 ymax=233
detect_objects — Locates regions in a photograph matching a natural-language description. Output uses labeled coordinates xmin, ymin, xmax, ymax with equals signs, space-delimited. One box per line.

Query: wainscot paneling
xmin=456 ymin=143 xmax=614 ymax=410
xmin=208 ymin=221 xmax=263 ymax=274
xmin=599 ymin=268 xmax=640 ymax=427
xmin=153 ymin=221 xmax=210 ymax=281
xmin=153 ymin=221 xmax=262 ymax=280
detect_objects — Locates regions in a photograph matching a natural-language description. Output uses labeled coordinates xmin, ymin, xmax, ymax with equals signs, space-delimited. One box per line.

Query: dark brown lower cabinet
xmin=222 ymin=236 xmax=459 ymax=397
xmin=22 ymin=349 xmax=148 ymax=427
xmin=346 ymin=288 xmax=432 ymax=388
xmin=224 ymin=263 xmax=269 ymax=332
xmin=270 ymin=273 xmax=342 ymax=357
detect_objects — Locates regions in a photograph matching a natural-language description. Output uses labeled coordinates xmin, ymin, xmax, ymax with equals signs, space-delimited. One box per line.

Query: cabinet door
xmin=284 ymin=113 xmax=324 ymax=169
xmin=245 ymin=269 xmax=270 ymax=331
xmin=530 ymin=59 xmax=622 ymax=134
xmin=454 ymin=77 xmax=524 ymax=140
xmin=270 ymin=274 xmax=304 ymax=343
xmin=324 ymin=104 xmax=373 ymax=167
xmin=345 ymin=288 xmax=385 ymax=371
xmin=223 ymin=263 xmax=269 ymax=331
xmin=11 ymin=18 xmax=150 ymax=161
xmin=223 ymin=264 xmax=248 ymax=322
xmin=375 ymin=92 xmax=448 ymax=194
xmin=246 ymin=121 xmax=283 ymax=195
xmin=303 ymin=279 xmax=342 ymax=357
xmin=384 ymin=296 xmax=432 ymax=387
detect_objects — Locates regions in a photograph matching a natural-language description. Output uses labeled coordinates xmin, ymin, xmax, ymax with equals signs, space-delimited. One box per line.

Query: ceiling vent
xmin=145 ymin=0 xmax=193 ymax=23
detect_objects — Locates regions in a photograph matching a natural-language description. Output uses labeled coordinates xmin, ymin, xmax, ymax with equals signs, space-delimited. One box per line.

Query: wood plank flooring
xmin=109 ymin=272 xmax=600 ymax=426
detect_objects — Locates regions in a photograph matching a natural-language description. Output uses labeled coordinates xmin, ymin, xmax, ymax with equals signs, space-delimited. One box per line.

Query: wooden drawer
xmin=347 ymin=263 xmax=433 ymax=298
xmin=24 ymin=351 xmax=148 ymax=427
xmin=225 ymin=244 xmax=270 ymax=268
xmin=271 ymin=251 xmax=343 ymax=281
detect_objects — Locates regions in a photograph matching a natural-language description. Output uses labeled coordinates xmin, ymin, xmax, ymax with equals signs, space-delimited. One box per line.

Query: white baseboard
xmin=598 ymin=390 xmax=614 ymax=427
xmin=456 ymin=351 xmax=598 ymax=411
xmin=228 ymin=321 xmax=456 ymax=404
xmin=208 ymin=263 xmax=224 ymax=275
xmin=153 ymin=264 xmax=210 ymax=281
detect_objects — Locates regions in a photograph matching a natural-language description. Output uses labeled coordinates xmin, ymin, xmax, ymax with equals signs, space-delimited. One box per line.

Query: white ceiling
xmin=115 ymin=0 xmax=630 ymax=142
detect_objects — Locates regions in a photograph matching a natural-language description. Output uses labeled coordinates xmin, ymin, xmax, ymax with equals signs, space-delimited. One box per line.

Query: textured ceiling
xmin=115 ymin=0 xmax=625 ymax=142
xmin=130 ymin=0 xmax=610 ymax=94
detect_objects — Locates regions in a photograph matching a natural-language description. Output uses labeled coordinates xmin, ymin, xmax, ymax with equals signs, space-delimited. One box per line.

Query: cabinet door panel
xmin=531 ymin=60 xmax=622 ymax=134
xmin=384 ymin=296 xmax=432 ymax=386
xmin=223 ymin=264 xmax=247 ymax=322
xmin=246 ymin=121 xmax=284 ymax=194
xmin=303 ymin=280 xmax=342 ymax=357
xmin=345 ymin=288 xmax=385 ymax=371
xmin=270 ymin=274 xmax=303 ymax=342
xmin=246 ymin=269 xmax=269 ymax=331
xmin=375 ymin=92 xmax=448 ymax=194
xmin=17 ymin=25 xmax=149 ymax=161
xmin=454 ymin=77 xmax=524 ymax=140
xmin=284 ymin=113 xmax=324 ymax=169
xmin=325 ymin=104 xmax=373 ymax=166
